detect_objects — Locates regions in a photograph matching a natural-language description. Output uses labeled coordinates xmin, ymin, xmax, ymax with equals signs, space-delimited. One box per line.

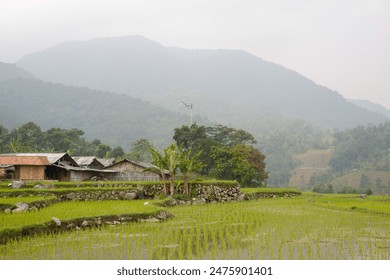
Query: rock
xmin=51 ymin=217 xmax=61 ymax=226
xmin=81 ymin=220 xmax=89 ymax=227
xmin=124 ymin=192 xmax=137 ymax=200
xmin=237 ymin=194 xmax=246 ymax=201
xmin=156 ymin=212 xmax=169 ymax=220
xmin=66 ymin=192 xmax=76 ymax=200
xmin=66 ymin=223 xmax=75 ymax=229
xmin=144 ymin=201 xmax=149 ymax=205
xmin=4 ymin=208 xmax=11 ymax=214
xmin=11 ymin=181 xmax=25 ymax=189
xmin=14 ymin=202 xmax=29 ymax=212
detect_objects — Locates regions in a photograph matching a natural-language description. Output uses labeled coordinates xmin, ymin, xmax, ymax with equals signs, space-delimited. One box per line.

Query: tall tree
xmin=127 ymin=138 xmax=153 ymax=162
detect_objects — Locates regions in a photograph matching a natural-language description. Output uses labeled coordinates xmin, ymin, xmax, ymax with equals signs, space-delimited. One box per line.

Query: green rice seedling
xmin=1 ymin=195 xmax=390 ymax=260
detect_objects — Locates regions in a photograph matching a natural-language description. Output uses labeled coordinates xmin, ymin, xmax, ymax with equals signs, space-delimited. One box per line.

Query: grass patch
xmin=241 ymin=187 xmax=301 ymax=194
xmin=0 ymin=200 xmax=160 ymax=231
xmin=305 ymin=193 xmax=390 ymax=215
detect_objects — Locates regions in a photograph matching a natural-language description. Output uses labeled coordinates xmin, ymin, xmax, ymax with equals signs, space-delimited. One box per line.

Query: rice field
xmin=1 ymin=194 xmax=389 ymax=260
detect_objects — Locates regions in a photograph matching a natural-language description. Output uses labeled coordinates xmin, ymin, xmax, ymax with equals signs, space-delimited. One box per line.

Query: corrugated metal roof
xmin=97 ymin=158 xmax=115 ymax=167
xmin=0 ymin=156 xmax=50 ymax=166
xmin=73 ymin=156 xmax=96 ymax=166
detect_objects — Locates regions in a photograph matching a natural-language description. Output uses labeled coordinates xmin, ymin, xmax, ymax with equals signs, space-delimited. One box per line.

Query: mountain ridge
xmin=16 ymin=35 xmax=387 ymax=131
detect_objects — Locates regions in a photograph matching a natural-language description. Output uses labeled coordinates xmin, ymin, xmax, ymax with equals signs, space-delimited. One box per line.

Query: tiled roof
xmin=0 ymin=156 xmax=50 ymax=166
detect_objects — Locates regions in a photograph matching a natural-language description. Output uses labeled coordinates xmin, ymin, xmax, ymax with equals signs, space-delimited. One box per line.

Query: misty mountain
xmin=0 ymin=62 xmax=35 ymax=82
xmin=348 ymin=99 xmax=390 ymax=119
xmin=0 ymin=78 xmax=198 ymax=148
xmin=16 ymin=35 xmax=387 ymax=132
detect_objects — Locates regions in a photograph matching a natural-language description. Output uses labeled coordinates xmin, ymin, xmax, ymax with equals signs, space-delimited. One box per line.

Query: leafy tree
xmin=0 ymin=125 xmax=8 ymax=152
xmin=96 ymin=144 xmax=112 ymax=158
xmin=312 ymin=183 xmax=334 ymax=193
xmin=179 ymin=149 xmax=204 ymax=194
xmin=127 ymin=138 xmax=153 ymax=162
xmin=359 ymin=175 xmax=371 ymax=191
xmin=8 ymin=122 xmax=43 ymax=152
xmin=111 ymin=146 xmax=125 ymax=158
xmin=209 ymin=144 xmax=268 ymax=186
xmin=174 ymin=124 xmax=262 ymax=176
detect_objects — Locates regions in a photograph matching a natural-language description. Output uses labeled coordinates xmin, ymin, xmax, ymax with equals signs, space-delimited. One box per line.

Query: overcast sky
xmin=1 ymin=0 xmax=389 ymax=108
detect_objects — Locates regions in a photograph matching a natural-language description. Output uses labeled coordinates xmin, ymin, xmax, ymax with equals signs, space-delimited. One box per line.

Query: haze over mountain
xmin=348 ymin=99 xmax=390 ymax=119
xmin=0 ymin=62 xmax=35 ymax=82
xmin=0 ymin=77 xmax=197 ymax=148
xmin=17 ymin=35 xmax=388 ymax=132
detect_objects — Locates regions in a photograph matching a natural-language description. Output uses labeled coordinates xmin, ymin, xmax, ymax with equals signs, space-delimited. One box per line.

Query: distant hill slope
xmin=348 ymin=99 xmax=390 ymax=119
xmin=17 ymin=35 xmax=387 ymax=131
xmin=0 ymin=78 xmax=198 ymax=148
xmin=0 ymin=62 xmax=35 ymax=82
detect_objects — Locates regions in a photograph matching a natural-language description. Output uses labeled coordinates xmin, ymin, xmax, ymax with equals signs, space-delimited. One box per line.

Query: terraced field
xmin=1 ymin=185 xmax=389 ymax=260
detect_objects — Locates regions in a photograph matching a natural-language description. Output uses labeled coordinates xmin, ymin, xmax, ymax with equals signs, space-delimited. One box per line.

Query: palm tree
xmin=144 ymin=147 xmax=168 ymax=195
xmin=179 ymin=149 xmax=203 ymax=194
xmin=163 ymin=144 xmax=182 ymax=195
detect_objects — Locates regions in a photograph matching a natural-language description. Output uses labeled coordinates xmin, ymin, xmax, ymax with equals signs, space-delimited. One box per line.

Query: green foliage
xmin=0 ymin=121 xmax=125 ymax=158
xmin=312 ymin=183 xmax=334 ymax=194
xmin=127 ymin=139 xmax=153 ymax=162
xmin=173 ymin=124 xmax=267 ymax=186
xmin=209 ymin=144 xmax=268 ymax=186
xmin=359 ymin=174 xmax=371 ymax=190
xmin=330 ymin=123 xmax=390 ymax=172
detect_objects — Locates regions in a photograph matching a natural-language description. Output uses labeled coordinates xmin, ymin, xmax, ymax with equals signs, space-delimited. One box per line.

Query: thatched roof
xmin=0 ymin=156 xmax=50 ymax=166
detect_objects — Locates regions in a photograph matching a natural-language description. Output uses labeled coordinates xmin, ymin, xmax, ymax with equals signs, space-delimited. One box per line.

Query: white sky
xmin=1 ymin=0 xmax=389 ymax=108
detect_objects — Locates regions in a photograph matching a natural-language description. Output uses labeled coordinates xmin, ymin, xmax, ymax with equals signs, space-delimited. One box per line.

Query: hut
xmin=0 ymin=156 xmax=50 ymax=180
xmin=0 ymin=153 xmax=80 ymax=181
xmin=104 ymin=159 xmax=162 ymax=181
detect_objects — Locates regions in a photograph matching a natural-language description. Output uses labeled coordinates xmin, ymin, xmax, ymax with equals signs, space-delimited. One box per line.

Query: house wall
xmin=105 ymin=161 xmax=160 ymax=181
xmin=70 ymin=170 xmax=97 ymax=182
xmin=15 ymin=165 xmax=46 ymax=180
xmin=0 ymin=167 xmax=8 ymax=180
xmin=108 ymin=161 xmax=145 ymax=173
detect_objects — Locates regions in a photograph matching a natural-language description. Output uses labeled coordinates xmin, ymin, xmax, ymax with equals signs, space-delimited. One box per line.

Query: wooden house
xmin=15 ymin=153 xmax=117 ymax=181
xmin=104 ymin=159 xmax=162 ymax=181
xmin=16 ymin=153 xmax=79 ymax=181
xmin=0 ymin=156 xmax=50 ymax=180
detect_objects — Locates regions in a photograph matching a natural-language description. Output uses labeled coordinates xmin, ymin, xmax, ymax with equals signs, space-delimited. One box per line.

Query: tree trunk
xmin=184 ymin=174 xmax=189 ymax=194
xmin=169 ymin=175 xmax=175 ymax=195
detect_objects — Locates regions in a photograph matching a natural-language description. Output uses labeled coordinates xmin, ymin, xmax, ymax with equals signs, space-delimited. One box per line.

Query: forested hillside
xmin=0 ymin=78 xmax=201 ymax=148
xmin=0 ymin=62 xmax=34 ymax=82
